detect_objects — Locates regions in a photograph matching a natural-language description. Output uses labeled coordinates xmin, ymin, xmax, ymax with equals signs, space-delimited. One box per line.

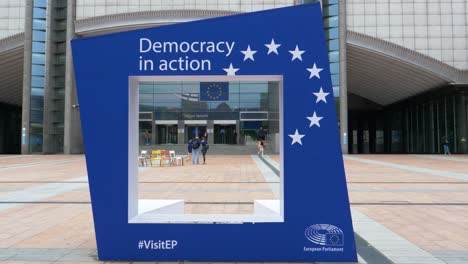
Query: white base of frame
xmin=129 ymin=199 xmax=282 ymax=224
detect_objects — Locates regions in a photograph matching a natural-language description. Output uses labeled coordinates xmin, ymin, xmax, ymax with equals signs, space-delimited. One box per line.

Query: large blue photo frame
xmin=72 ymin=3 xmax=357 ymax=262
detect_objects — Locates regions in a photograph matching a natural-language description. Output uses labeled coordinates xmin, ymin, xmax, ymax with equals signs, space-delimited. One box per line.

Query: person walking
xmin=443 ymin=138 xmax=451 ymax=155
xmin=257 ymin=126 xmax=266 ymax=141
xmin=258 ymin=140 xmax=264 ymax=156
xmin=201 ymin=137 xmax=209 ymax=164
xmin=190 ymin=135 xmax=201 ymax=164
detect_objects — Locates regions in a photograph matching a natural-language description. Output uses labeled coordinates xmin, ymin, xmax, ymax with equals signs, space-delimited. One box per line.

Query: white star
xmin=313 ymin=87 xmax=329 ymax=103
xmin=265 ymin=39 xmax=281 ymax=55
xmin=289 ymin=129 xmax=305 ymax=145
xmin=307 ymin=112 xmax=323 ymax=128
xmin=240 ymin=45 xmax=257 ymax=61
xmin=289 ymin=45 xmax=305 ymax=61
xmin=223 ymin=63 xmax=239 ymax=76
xmin=306 ymin=63 xmax=323 ymax=79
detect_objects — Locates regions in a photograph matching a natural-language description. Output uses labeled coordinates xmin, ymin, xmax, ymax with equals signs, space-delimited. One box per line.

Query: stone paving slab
xmin=413 ymin=155 xmax=468 ymax=163
xmin=348 ymin=154 xmax=468 ymax=175
xmin=1 ymin=154 xmax=468 ymax=263
xmin=344 ymin=156 xmax=468 ymax=181
xmin=352 ymin=209 xmax=445 ymax=264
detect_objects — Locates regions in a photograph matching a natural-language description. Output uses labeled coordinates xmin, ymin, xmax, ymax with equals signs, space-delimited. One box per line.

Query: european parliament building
xmin=0 ymin=0 xmax=467 ymax=154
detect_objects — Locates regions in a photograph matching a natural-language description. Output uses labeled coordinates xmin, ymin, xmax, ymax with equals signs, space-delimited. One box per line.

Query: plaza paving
xmin=0 ymin=153 xmax=467 ymax=263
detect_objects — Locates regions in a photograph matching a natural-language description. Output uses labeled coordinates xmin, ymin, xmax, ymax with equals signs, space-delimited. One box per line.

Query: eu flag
xmin=200 ymin=82 xmax=229 ymax=101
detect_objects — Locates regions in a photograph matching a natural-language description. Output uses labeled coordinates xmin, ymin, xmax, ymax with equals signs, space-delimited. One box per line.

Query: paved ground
xmin=0 ymin=154 xmax=467 ymax=263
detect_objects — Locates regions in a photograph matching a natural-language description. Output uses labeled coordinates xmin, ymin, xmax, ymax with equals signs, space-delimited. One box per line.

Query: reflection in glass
xmin=33 ymin=7 xmax=46 ymax=19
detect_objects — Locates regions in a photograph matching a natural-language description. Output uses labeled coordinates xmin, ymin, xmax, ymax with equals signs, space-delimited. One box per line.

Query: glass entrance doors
xmin=156 ymin=125 xmax=177 ymax=144
xmin=214 ymin=125 xmax=237 ymax=144
xmin=185 ymin=125 xmax=207 ymax=143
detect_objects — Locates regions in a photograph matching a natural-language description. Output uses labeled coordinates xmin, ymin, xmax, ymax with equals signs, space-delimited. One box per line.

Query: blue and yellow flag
xmin=199 ymin=82 xmax=229 ymax=101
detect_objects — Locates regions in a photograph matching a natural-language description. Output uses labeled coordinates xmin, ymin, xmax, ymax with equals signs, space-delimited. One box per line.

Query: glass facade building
xmin=139 ymin=81 xmax=280 ymax=146
xmin=349 ymin=88 xmax=468 ymax=154
xmin=29 ymin=0 xmax=47 ymax=153
xmin=0 ymin=0 xmax=467 ymax=154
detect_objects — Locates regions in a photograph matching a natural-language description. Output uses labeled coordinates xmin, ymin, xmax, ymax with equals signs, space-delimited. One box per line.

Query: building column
xmin=236 ymin=120 xmax=240 ymax=145
xmin=21 ymin=1 xmax=33 ymax=154
xmin=207 ymin=120 xmax=214 ymax=145
xmin=177 ymin=120 xmax=184 ymax=144
xmin=339 ymin=0 xmax=348 ymax=154
xmin=42 ymin=0 xmax=54 ymax=154
xmin=151 ymin=121 xmax=156 ymax=145
xmin=456 ymin=93 xmax=468 ymax=153
xmin=64 ymin=0 xmax=83 ymax=154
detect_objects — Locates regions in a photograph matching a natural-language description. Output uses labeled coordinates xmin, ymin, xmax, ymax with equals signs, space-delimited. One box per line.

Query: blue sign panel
xmin=200 ymin=82 xmax=229 ymax=101
xmin=72 ymin=4 xmax=356 ymax=262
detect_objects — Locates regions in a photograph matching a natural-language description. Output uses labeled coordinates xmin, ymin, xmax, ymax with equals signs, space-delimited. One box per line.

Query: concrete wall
xmin=347 ymin=0 xmax=468 ymax=69
xmin=0 ymin=0 xmax=25 ymax=39
xmin=75 ymin=0 xmax=295 ymax=19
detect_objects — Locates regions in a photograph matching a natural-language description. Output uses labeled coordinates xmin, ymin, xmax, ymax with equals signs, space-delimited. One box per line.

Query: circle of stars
xmin=221 ymin=38 xmax=330 ymax=146
xmin=206 ymin=83 xmax=224 ymax=100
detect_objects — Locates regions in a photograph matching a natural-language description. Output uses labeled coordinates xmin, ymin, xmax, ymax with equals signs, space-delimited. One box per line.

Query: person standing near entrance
xmin=201 ymin=137 xmax=209 ymax=164
xmin=190 ymin=135 xmax=201 ymax=164
xmin=220 ymin=128 xmax=225 ymax=144
xmin=233 ymin=129 xmax=237 ymax=145
xmin=144 ymin=130 xmax=150 ymax=146
xmin=443 ymin=138 xmax=451 ymax=155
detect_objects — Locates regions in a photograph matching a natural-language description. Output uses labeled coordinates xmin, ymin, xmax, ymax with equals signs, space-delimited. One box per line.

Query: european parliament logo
xmin=200 ymin=82 xmax=229 ymax=101
xmin=305 ymin=224 xmax=344 ymax=246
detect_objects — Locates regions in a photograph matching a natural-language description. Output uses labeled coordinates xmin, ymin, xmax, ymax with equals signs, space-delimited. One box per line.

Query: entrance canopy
xmin=2 ymin=17 xmax=468 ymax=109
xmin=347 ymin=31 xmax=468 ymax=107
xmin=0 ymin=33 xmax=24 ymax=106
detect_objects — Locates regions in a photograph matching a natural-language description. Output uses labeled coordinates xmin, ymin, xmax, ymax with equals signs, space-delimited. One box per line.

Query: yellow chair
xmin=151 ymin=150 xmax=162 ymax=167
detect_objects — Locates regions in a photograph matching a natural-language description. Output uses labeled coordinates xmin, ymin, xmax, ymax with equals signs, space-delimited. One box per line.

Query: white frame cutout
xmin=128 ymin=75 xmax=284 ymax=224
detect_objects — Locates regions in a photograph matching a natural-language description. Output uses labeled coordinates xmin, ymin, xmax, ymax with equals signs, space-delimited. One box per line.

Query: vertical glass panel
xmin=29 ymin=133 xmax=43 ymax=153
xmin=31 ymin=64 xmax=45 ymax=76
xmin=153 ymin=83 xmax=183 ymax=93
xmin=330 ymin=62 xmax=340 ymax=74
xmin=139 ymin=83 xmax=153 ymax=94
xmin=32 ymin=30 xmax=46 ymax=41
xmin=30 ymin=97 xmax=44 ymax=110
xmin=329 ymin=51 xmax=339 ymax=62
xmin=31 ymin=76 xmax=45 ymax=87
xmin=32 ymin=53 xmax=46 ymax=65
xmin=327 ymin=4 xmax=339 ymax=16
xmin=33 ymin=0 xmax=47 ymax=8
xmin=331 ymin=74 xmax=340 ymax=85
xmin=30 ymin=110 xmax=44 ymax=123
xmin=324 ymin=16 xmax=339 ymax=28
xmin=33 ymin=19 xmax=46 ymax=30
xmin=31 ymin=88 xmax=44 ymax=97
xmin=332 ymin=86 xmax=340 ymax=97
xmin=327 ymin=27 xmax=339 ymax=39
xmin=328 ymin=39 xmax=339 ymax=51
xmin=33 ymin=7 xmax=47 ymax=19
xmin=32 ymin=41 xmax=46 ymax=53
